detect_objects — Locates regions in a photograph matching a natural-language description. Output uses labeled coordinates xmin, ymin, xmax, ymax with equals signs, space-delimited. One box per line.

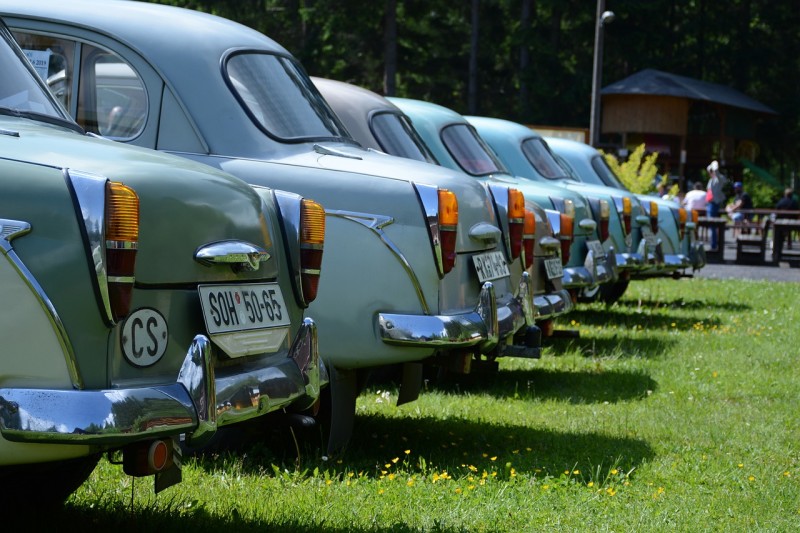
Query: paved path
xmin=692 ymin=231 xmax=800 ymax=282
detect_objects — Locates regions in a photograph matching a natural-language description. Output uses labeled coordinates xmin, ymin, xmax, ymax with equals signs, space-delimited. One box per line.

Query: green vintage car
xmin=0 ymin=21 xmax=326 ymax=503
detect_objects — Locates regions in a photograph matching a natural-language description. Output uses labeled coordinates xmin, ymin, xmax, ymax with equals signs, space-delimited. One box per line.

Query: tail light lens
xmin=105 ymin=181 xmax=139 ymax=322
xmin=559 ymin=212 xmax=574 ymax=265
xmin=599 ymin=199 xmax=610 ymax=241
xmin=438 ymin=189 xmax=458 ymax=275
xmin=522 ymin=209 xmax=536 ymax=270
xmin=649 ymin=201 xmax=659 ymax=234
xmin=299 ymin=199 xmax=325 ymax=305
xmin=508 ymin=188 xmax=525 ymax=260
xmin=678 ymin=208 xmax=687 ymax=239
xmin=622 ymin=196 xmax=632 ymax=235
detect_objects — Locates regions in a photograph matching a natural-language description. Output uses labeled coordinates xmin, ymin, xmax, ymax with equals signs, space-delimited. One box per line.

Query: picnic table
xmin=697 ymin=216 xmax=728 ymax=262
xmin=772 ymin=218 xmax=800 ymax=263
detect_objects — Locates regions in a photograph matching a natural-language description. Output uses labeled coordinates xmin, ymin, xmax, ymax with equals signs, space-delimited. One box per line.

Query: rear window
xmin=371 ymin=111 xmax=437 ymax=163
xmin=520 ymin=137 xmax=569 ymax=179
xmin=440 ymin=123 xmax=504 ymax=176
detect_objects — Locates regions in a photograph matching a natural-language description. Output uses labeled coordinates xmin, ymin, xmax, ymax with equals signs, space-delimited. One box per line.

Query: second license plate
xmin=473 ymin=251 xmax=510 ymax=282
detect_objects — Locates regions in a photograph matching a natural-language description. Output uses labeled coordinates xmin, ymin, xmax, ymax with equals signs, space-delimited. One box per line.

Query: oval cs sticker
xmin=121 ymin=308 xmax=168 ymax=367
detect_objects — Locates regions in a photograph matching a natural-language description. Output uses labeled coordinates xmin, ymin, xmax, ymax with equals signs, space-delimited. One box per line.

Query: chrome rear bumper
xmin=0 ymin=319 xmax=324 ymax=447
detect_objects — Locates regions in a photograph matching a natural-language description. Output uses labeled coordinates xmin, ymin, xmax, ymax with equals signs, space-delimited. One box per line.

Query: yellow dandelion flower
xmin=513 ymin=450 xmax=520 ymax=454
xmin=404 ymin=449 xmax=411 ymax=455
xmin=587 ymin=481 xmax=594 ymax=487
xmin=392 ymin=457 xmax=399 ymax=464
xmin=455 ymin=488 xmax=462 ymax=494
xmin=510 ymin=468 xmax=517 ymax=477
xmin=468 ymin=485 xmax=475 ymax=490
xmin=326 ymin=479 xmax=332 ymax=485
xmin=542 ymin=484 xmax=550 ymax=490
xmin=378 ymin=489 xmax=385 ymax=495
xmin=491 ymin=472 xmax=497 ymax=477
xmin=388 ymin=473 xmax=396 ymax=481
xmin=482 ymin=453 xmax=488 ymax=458
xmin=347 ymin=472 xmax=354 ymax=478
xmin=346 ymin=480 xmax=351 ymax=486
xmin=407 ymin=479 xmax=414 ymax=487
xmin=490 ymin=456 xmax=497 ymax=461
xmin=573 ymin=469 xmax=580 ymax=475
xmin=432 ymin=473 xmax=440 ymax=482
xmin=738 ymin=463 xmax=744 ymax=468
xmin=784 ymin=471 xmax=791 ymax=477
xmin=712 ymin=371 xmax=718 ymax=378
xmin=468 ymin=465 xmax=478 ymax=472
xmin=607 ymin=487 xmax=617 ymax=496
xmin=749 ymin=476 xmax=755 ymax=481
xmin=526 ymin=447 xmax=532 ymax=452
xmin=479 ymin=479 xmax=486 ymax=486
xmin=385 ymin=463 xmax=391 ymax=469
xmin=611 ymin=469 xmax=618 ymax=475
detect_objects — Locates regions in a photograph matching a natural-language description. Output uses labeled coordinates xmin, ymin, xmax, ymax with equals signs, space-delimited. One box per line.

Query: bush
xmin=601 ymin=144 xmax=668 ymax=195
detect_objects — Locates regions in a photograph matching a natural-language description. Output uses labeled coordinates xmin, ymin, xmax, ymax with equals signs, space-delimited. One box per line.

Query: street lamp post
xmin=589 ymin=0 xmax=614 ymax=147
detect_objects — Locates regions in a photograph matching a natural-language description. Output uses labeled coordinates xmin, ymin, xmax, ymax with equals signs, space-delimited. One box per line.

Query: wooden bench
xmin=736 ymin=217 xmax=771 ymax=264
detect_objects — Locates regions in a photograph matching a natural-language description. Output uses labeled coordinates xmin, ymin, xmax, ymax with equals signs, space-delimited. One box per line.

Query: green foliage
xmin=602 ymin=144 xmax=666 ymax=194
xmin=741 ymin=170 xmax=781 ymax=207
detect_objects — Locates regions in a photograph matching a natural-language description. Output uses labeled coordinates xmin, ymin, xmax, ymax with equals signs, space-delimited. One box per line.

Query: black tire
xmin=0 ymin=454 xmax=100 ymax=507
xmin=599 ymin=279 xmax=630 ymax=305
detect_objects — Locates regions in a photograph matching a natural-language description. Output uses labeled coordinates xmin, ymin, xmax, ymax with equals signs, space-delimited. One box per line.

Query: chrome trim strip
xmin=105 ymin=240 xmax=138 ymax=250
xmin=327 ymin=208 xmax=430 ymax=314
xmin=107 ymin=275 xmax=135 ymax=283
xmin=66 ymin=170 xmax=112 ymax=323
xmin=194 ymin=240 xmax=270 ymax=272
xmin=488 ymin=184 xmax=513 ymax=259
xmin=0 ymin=218 xmax=83 ymax=390
xmin=272 ymin=190 xmax=307 ymax=306
xmin=413 ymin=183 xmax=443 ymax=277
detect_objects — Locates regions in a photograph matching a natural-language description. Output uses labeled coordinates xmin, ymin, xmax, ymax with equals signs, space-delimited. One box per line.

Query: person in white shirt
xmin=683 ymin=181 xmax=708 ymax=213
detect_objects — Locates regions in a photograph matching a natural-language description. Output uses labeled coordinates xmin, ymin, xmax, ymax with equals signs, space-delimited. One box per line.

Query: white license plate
xmin=544 ymin=257 xmax=564 ymax=279
xmin=587 ymin=239 xmax=606 ymax=259
xmin=198 ymin=283 xmax=290 ymax=335
xmin=472 ymin=251 xmax=510 ymax=282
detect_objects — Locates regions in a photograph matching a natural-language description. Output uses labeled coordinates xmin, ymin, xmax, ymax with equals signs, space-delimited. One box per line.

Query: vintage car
xmin=546 ymin=137 xmax=706 ymax=278
xmin=466 ymin=116 xmax=663 ymax=303
xmin=386 ymin=96 xmax=619 ymax=309
xmin=2 ymin=0 xmax=539 ymax=452
xmin=311 ymin=78 xmax=574 ymax=329
xmin=0 ymin=21 xmax=325 ymax=503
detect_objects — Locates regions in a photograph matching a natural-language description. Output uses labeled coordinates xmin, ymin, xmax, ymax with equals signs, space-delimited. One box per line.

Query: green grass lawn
xmin=33 ymin=278 xmax=800 ymax=531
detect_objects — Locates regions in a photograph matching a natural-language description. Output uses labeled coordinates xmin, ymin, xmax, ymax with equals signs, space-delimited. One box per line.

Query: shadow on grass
xmin=430 ymin=367 xmax=657 ymax=404
xmin=560 ymin=306 xmax=725 ymax=331
xmin=612 ymin=296 xmax=753 ymax=313
xmin=547 ymin=332 xmax=678 ymax=360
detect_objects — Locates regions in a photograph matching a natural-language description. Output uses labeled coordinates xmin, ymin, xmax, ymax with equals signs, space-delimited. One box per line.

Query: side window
xmin=12 ymin=30 xmax=146 ymax=139
xmin=12 ymin=31 xmax=75 ymax=109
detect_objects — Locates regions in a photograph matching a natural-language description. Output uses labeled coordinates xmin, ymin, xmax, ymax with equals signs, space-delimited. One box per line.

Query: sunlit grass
xmin=23 ymin=277 xmax=800 ymax=531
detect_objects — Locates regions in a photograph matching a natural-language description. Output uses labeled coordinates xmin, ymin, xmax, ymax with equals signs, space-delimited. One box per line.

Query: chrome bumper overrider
xmin=616 ymin=252 xmax=646 ymax=271
xmin=534 ymin=288 xmax=573 ymax=321
xmin=378 ymin=273 xmax=530 ymax=354
xmin=0 ymin=319 xmax=325 ymax=447
xmin=563 ymin=249 xmax=615 ymax=289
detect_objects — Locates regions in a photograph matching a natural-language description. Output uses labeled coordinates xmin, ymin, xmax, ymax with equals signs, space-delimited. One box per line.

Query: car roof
xmin=0 ymin=0 xmax=289 ymax=60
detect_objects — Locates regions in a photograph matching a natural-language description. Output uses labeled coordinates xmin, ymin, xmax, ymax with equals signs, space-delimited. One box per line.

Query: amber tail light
xmin=622 ymin=196 xmax=632 ymax=235
xmin=507 ymin=188 xmax=525 ymax=261
xmin=105 ymin=181 xmax=139 ymax=322
xmin=438 ymin=189 xmax=459 ymax=275
xmin=300 ymin=199 xmax=325 ymax=304
xmin=559 ymin=213 xmax=574 ymax=265
xmin=522 ymin=209 xmax=536 ymax=270
xmin=649 ymin=201 xmax=659 ymax=234
xmin=678 ymin=208 xmax=688 ymax=240
xmin=599 ymin=199 xmax=610 ymax=241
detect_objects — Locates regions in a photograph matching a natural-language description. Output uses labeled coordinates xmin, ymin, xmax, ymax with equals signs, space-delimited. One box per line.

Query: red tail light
xmin=678 ymin=208 xmax=687 ymax=240
xmin=508 ymin=188 xmax=525 ymax=260
xmin=105 ymin=181 xmax=138 ymax=322
xmin=622 ymin=196 xmax=632 ymax=235
xmin=299 ymin=199 xmax=325 ymax=304
xmin=559 ymin=213 xmax=574 ymax=266
xmin=522 ymin=209 xmax=536 ymax=270
xmin=438 ymin=189 xmax=458 ymax=275
xmin=599 ymin=199 xmax=610 ymax=241
xmin=649 ymin=201 xmax=659 ymax=234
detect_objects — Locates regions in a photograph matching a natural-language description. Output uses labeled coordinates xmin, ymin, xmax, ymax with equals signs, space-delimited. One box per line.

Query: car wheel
xmin=0 ymin=454 xmax=100 ymax=507
xmin=599 ymin=279 xmax=630 ymax=305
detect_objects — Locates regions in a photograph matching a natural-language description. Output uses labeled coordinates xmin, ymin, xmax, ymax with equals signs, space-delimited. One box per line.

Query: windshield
xmin=371 ymin=111 xmax=437 ymax=164
xmin=441 ymin=123 xmax=505 ymax=176
xmin=590 ymin=154 xmax=628 ymax=190
xmin=0 ymin=26 xmax=64 ymax=119
xmin=520 ymin=137 xmax=570 ymax=179
xmin=225 ymin=52 xmax=350 ymax=142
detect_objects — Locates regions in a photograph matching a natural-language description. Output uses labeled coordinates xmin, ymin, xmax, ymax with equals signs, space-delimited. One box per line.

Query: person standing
xmin=706 ymin=160 xmax=727 ymax=250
